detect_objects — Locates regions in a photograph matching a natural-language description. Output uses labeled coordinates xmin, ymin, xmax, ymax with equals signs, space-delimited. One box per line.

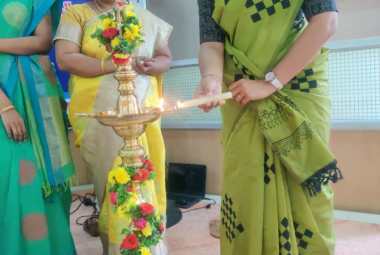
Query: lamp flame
xmin=159 ymin=98 xmax=164 ymax=108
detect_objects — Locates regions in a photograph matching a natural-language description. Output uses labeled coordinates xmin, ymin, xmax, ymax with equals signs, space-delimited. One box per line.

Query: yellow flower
xmin=108 ymin=171 xmax=115 ymax=185
xmin=129 ymin=193 xmax=139 ymax=204
xmin=125 ymin=3 xmax=133 ymax=10
xmin=101 ymin=18 xmax=113 ymax=30
xmin=111 ymin=21 xmax=117 ymax=28
xmin=114 ymin=53 xmax=130 ymax=59
xmin=123 ymin=24 xmax=140 ymax=42
xmin=126 ymin=10 xmax=136 ymax=17
xmin=111 ymin=37 xmax=120 ymax=47
xmin=142 ymin=222 xmax=153 ymax=237
xmin=140 ymin=247 xmax=151 ymax=255
xmin=117 ymin=205 xmax=131 ymax=221
xmin=115 ymin=167 xmax=131 ymax=184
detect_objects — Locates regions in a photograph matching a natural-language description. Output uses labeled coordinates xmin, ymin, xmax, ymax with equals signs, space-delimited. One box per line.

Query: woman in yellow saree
xmin=54 ymin=1 xmax=172 ymax=254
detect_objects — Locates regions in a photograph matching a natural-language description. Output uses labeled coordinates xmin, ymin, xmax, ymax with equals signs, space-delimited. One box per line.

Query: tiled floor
xmin=70 ymin=193 xmax=380 ymax=255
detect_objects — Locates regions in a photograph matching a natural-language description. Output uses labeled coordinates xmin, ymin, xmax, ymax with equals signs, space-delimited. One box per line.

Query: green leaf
xmin=148 ymin=172 xmax=157 ymax=181
xmin=125 ymin=23 xmax=132 ymax=32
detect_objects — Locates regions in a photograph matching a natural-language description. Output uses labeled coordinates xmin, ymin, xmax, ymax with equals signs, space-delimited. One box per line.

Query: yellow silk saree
xmin=54 ymin=4 xmax=172 ymax=254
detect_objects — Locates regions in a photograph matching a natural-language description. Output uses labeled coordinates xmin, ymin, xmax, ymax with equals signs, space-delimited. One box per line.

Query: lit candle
xmin=179 ymin=92 xmax=232 ymax=109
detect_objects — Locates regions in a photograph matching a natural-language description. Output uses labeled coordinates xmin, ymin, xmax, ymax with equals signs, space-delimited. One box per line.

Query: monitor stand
xmin=166 ymin=199 xmax=182 ymax=228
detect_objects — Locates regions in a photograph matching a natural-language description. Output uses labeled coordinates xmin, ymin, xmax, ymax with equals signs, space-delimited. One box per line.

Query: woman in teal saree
xmin=0 ymin=0 xmax=76 ymax=254
xmin=195 ymin=0 xmax=341 ymax=254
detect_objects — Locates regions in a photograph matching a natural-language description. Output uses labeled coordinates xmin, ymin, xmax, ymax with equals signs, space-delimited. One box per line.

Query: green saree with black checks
xmin=212 ymin=0 xmax=342 ymax=254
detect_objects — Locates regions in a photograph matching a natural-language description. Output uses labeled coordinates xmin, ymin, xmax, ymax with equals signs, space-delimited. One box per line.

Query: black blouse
xmin=198 ymin=0 xmax=338 ymax=44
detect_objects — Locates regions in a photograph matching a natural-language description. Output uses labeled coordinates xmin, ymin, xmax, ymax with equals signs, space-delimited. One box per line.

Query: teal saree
xmin=0 ymin=0 xmax=76 ymax=254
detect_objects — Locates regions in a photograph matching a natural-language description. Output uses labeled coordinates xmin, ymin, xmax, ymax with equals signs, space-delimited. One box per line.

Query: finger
xmin=235 ymin=94 xmax=245 ymax=104
xmin=143 ymin=59 xmax=156 ymax=64
xmin=241 ymin=97 xmax=250 ymax=105
xmin=15 ymin=124 xmax=23 ymax=143
xmin=230 ymin=86 xmax=242 ymax=97
xmin=140 ymin=57 xmax=155 ymax=62
xmin=136 ymin=59 xmax=146 ymax=71
xmin=229 ymin=80 xmax=242 ymax=91
xmin=131 ymin=61 xmax=140 ymax=73
xmin=21 ymin=122 xmax=27 ymax=142
xmin=202 ymin=106 xmax=215 ymax=113
xmin=143 ymin=62 xmax=152 ymax=67
xmin=11 ymin=125 xmax=18 ymax=142
xmin=5 ymin=125 xmax=13 ymax=141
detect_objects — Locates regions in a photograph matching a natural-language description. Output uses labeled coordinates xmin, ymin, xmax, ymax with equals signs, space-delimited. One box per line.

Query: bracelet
xmin=101 ymin=59 xmax=106 ymax=75
xmin=202 ymin=74 xmax=221 ymax=83
xmin=0 ymin=105 xmax=15 ymax=115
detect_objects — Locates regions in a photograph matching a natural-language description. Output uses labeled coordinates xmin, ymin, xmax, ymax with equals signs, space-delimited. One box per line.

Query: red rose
xmin=110 ymin=190 xmax=118 ymax=206
xmin=120 ymin=234 xmax=139 ymax=250
xmin=112 ymin=54 xmax=130 ymax=65
xmin=117 ymin=1 xmax=124 ymax=7
xmin=102 ymin=27 xmax=118 ymax=38
xmin=140 ymin=203 xmax=155 ymax=215
xmin=106 ymin=45 xmax=111 ymax=52
xmin=158 ymin=223 xmax=165 ymax=232
xmin=126 ymin=186 xmax=133 ymax=192
xmin=133 ymin=169 xmax=149 ymax=181
xmin=133 ymin=218 xmax=148 ymax=230
xmin=145 ymin=160 xmax=154 ymax=172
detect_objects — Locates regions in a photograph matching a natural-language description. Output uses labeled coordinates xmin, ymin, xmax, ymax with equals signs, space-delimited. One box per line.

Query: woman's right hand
xmin=1 ymin=109 xmax=27 ymax=142
xmin=192 ymin=76 xmax=224 ymax=113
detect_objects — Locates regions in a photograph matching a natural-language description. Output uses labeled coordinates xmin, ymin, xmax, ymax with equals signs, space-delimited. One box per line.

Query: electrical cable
xmin=71 ymin=193 xmax=99 ymax=225
xmin=181 ymin=197 xmax=216 ymax=214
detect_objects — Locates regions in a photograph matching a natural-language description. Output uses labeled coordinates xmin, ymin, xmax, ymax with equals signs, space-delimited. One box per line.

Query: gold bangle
xmin=0 ymin=105 xmax=15 ymax=115
xmin=101 ymin=59 xmax=106 ymax=75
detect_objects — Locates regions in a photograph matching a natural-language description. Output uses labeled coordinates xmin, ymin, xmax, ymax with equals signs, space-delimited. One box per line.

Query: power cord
xmin=181 ymin=197 xmax=217 ymax=214
xmin=71 ymin=193 xmax=99 ymax=225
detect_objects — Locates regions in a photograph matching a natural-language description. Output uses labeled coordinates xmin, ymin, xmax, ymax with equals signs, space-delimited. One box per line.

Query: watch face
xmin=265 ymin=72 xmax=276 ymax=82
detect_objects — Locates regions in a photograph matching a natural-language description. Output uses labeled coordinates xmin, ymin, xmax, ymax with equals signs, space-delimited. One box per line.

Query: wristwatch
xmin=265 ymin=72 xmax=283 ymax=90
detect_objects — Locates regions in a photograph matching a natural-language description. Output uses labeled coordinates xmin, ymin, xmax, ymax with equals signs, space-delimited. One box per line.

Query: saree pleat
xmin=213 ymin=0 xmax=341 ymax=254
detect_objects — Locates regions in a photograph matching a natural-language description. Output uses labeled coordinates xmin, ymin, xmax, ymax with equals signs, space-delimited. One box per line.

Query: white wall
xmin=146 ymin=0 xmax=200 ymax=61
xmin=147 ymin=0 xmax=380 ymax=60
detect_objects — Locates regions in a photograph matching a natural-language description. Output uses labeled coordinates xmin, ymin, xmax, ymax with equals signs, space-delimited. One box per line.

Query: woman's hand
xmin=229 ymin=79 xmax=277 ymax=105
xmin=192 ymin=76 xmax=224 ymax=113
xmin=1 ymin=109 xmax=27 ymax=143
xmin=132 ymin=57 xmax=156 ymax=75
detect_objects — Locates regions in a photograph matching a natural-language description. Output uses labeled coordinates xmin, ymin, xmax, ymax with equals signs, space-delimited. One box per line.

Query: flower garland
xmin=108 ymin=157 xmax=164 ymax=255
xmin=91 ymin=0 xmax=144 ymax=65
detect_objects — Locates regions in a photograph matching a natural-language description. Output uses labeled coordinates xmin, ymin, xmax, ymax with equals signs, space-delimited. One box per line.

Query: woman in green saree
xmin=0 ymin=0 xmax=76 ymax=254
xmin=194 ymin=0 xmax=341 ymax=254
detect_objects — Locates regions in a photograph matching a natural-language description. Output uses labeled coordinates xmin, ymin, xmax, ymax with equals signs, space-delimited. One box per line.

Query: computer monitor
xmin=167 ymin=163 xmax=206 ymax=198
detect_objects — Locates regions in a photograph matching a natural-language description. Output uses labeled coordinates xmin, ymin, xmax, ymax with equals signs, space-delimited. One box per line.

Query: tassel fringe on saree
xmin=212 ymin=0 xmax=343 ymax=254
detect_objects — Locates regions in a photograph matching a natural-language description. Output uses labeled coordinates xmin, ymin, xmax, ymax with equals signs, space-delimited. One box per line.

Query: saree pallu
xmin=0 ymin=0 xmax=76 ymax=254
xmin=55 ymin=5 xmax=172 ymax=254
xmin=212 ymin=0 xmax=342 ymax=254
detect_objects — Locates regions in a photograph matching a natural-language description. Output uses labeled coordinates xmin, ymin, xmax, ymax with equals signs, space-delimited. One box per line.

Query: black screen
xmin=167 ymin=163 xmax=206 ymax=197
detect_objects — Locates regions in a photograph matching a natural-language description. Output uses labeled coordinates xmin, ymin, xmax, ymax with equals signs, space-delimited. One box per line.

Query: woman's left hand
xmin=229 ymin=79 xmax=277 ymax=105
xmin=132 ymin=57 xmax=156 ymax=75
